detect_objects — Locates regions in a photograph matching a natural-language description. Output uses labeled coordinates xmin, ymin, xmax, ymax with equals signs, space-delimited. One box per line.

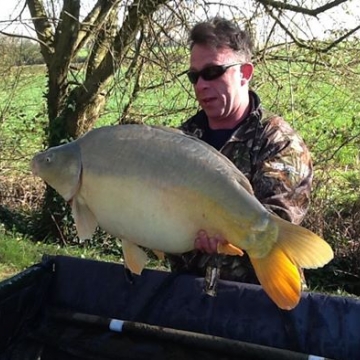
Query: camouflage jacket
xmin=167 ymin=91 xmax=313 ymax=283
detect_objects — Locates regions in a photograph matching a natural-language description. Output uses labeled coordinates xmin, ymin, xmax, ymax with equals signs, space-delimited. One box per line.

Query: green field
xmin=0 ymin=232 xmax=120 ymax=281
xmin=0 ymin=223 xmax=167 ymax=281
xmin=1 ymin=54 xmax=360 ymax=293
xmin=1 ymin=60 xmax=359 ymax=173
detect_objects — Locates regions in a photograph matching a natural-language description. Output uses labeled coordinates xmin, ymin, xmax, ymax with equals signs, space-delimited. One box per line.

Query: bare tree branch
xmin=26 ymin=0 xmax=54 ymax=64
xmin=75 ymin=0 xmax=169 ymax=104
xmin=261 ymin=4 xmax=360 ymax=53
xmin=322 ymin=25 xmax=360 ymax=52
xmin=0 ymin=29 xmax=52 ymax=51
xmin=86 ymin=7 xmax=118 ymax=78
xmin=258 ymin=19 xmax=277 ymax=60
xmin=255 ymin=0 xmax=349 ymax=17
xmin=53 ymin=0 xmax=80 ymax=59
xmin=262 ymin=5 xmax=315 ymax=50
xmin=74 ymin=0 xmax=122 ymax=54
xmin=315 ymin=132 xmax=360 ymax=166
xmin=0 ymin=2 xmax=28 ymax=33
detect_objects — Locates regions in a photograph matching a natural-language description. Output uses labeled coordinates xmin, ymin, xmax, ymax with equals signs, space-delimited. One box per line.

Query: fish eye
xmin=45 ymin=156 xmax=52 ymax=163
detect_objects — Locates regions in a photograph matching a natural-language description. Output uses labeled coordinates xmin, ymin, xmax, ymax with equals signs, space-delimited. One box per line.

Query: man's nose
xmin=194 ymin=76 xmax=210 ymax=89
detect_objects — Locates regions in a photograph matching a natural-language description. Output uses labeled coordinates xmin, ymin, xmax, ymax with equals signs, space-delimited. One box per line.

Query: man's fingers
xmin=208 ymin=237 xmax=218 ymax=253
xmin=194 ymin=230 xmax=228 ymax=254
xmin=195 ymin=233 xmax=214 ymax=253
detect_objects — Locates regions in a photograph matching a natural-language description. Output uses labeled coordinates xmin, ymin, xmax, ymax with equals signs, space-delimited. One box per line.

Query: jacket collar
xmin=227 ymin=90 xmax=262 ymax=142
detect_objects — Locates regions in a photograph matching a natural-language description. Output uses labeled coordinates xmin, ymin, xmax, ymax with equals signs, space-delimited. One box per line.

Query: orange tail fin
xmin=250 ymin=214 xmax=334 ymax=310
xmin=250 ymin=246 xmax=301 ymax=310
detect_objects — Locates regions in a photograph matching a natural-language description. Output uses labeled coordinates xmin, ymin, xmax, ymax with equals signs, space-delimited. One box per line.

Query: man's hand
xmin=194 ymin=230 xmax=228 ymax=254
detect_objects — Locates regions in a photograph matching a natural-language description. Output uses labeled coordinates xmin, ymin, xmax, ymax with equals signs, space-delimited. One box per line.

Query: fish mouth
xmin=30 ymin=158 xmax=38 ymax=176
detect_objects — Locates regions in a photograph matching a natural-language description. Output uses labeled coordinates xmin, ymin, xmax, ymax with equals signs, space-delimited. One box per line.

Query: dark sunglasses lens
xmin=201 ymin=65 xmax=225 ymax=81
xmin=187 ymin=71 xmax=199 ymax=84
xmin=187 ymin=65 xmax=228 ymax=84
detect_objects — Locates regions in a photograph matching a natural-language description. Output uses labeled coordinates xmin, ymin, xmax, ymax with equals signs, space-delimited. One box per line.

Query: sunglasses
xmin=187 ymin=62 xmax=242 ymax=84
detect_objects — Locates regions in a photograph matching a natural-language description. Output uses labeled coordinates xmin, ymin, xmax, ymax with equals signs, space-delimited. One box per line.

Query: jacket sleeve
xmin=250 ymin=116 xmax=313 ymax=225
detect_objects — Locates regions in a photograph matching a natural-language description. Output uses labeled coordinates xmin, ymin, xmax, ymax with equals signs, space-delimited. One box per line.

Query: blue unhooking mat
xmin=0 ymin=255 xmax=359 ymax=359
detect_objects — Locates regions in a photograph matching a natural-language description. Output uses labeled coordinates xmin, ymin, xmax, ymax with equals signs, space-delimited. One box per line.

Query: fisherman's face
xmin=189 ymin=44 xmax=253 ymax=128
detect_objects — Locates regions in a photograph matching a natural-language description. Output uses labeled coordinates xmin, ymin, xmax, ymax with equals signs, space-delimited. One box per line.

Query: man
xmin=167 ymin=17 xmax=313 ymax=284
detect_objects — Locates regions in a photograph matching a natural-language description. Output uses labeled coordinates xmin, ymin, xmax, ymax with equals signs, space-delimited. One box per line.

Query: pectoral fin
xmin=217 ymin=243 xmax=244 ymax=256
xmin=122 ymin=239 xmax=148 ymax=275
xmin=71 ymin=196 xmax=98 ymax=240
xmin=153 ymin=250 xmax=165 ymax=261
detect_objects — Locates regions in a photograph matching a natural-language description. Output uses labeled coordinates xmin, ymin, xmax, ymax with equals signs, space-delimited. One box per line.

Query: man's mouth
xmin=202 ymin=97 xmax=216 ymax=105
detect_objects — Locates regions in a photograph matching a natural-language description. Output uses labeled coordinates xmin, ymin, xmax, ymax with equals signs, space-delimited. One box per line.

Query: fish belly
xmin=80 ymin=175 xmax=246 ymax=254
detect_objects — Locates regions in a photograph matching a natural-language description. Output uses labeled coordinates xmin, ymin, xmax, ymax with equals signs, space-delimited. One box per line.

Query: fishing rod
xmin=49 ymin=308 xmax=334 ymax=360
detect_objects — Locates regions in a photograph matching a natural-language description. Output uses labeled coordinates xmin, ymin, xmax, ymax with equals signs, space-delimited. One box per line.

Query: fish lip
xmin=30 ymin=158 xmax=38 ymax=176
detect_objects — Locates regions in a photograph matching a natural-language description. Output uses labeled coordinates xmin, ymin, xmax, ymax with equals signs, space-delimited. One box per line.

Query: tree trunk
xmin=25 ymin=0 xmax=168 ymax=242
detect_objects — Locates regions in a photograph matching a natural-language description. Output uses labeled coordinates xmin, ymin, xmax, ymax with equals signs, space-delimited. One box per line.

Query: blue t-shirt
xmin=202 ymin=128 xmax=235 ymax=151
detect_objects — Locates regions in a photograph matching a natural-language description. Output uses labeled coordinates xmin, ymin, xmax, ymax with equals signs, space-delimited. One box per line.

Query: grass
xmin=0 ymin=223 xmax=169 ymax=282
xmin=254 ymin=60 xmax=360 ymax=167
xmin=0 ymin=224 xmax=121 ymax=281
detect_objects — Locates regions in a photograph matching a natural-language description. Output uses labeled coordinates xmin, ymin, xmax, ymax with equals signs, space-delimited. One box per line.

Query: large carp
xmin=31 ymin=125 xmax=333 ymax=310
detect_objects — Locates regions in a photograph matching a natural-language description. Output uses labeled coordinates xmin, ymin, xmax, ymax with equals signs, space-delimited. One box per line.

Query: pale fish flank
xmin=31 ymin=124 xmax=333 ymax=310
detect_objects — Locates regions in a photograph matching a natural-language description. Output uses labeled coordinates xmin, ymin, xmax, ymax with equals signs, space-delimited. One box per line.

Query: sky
xmin=0 ymin=0 xmax=359 ymax=42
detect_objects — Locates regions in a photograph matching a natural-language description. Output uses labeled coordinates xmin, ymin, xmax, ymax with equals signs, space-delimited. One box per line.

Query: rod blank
xmin=49 ymin=308 xmax=333 ymax=360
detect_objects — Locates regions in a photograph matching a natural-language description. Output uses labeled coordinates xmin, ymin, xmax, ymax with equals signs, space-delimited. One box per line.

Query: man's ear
xmin=240 ymin=63 xmax=254 ymax=85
